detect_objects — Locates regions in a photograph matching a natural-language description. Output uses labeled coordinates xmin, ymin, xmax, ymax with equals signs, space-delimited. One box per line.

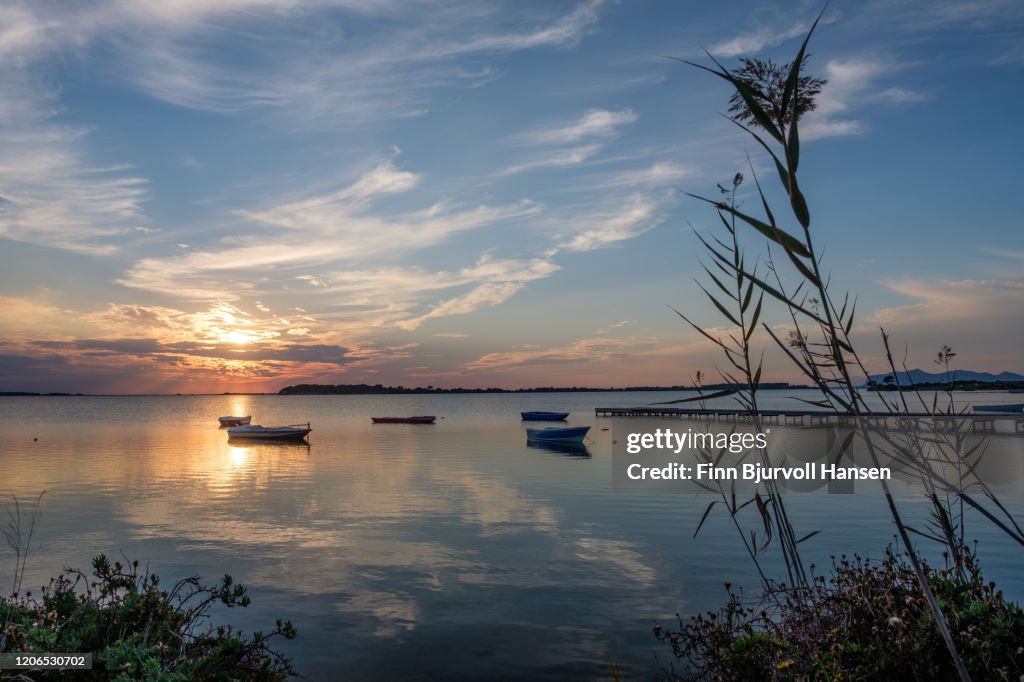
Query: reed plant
xmin=660 ymin=9 xmax=1023 ymax=680
xmin=666 ymin=175 xmax=810 ymax=593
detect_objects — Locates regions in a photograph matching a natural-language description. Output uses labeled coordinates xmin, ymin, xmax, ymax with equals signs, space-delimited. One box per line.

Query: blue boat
xmin=526 ymin=426 xmax=590 ymax=443
xmin=974 ymin=403 xmax=1024 ymax=413
xmin=521 ymin=411 xmax=570 ymax=421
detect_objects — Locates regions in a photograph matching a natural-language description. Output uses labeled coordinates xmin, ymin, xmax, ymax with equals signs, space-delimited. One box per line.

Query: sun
xmin=222 ymin=330 xmax=258 ymax=345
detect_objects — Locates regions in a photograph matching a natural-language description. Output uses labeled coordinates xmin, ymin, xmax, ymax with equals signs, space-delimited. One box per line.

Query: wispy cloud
xmin=397 ymin=256 xmax=560 ymax=330
xmin=0 ymin=294 xmax=92 ymax=338
xmin=863 ymin=0 xmax=1024 ymax=32
xmin=0 ymin=75 xmax=148 ymax=253
xmin=521 ymin=109 xmax=637 ymax=145
xmin=458 ymin=332 xmax=711 ymax=385
xmin=710 ymin=23 xmax=811 ymax=58
xmin=858 ymin=277 xmax=1024 ymax=370
xmin=502 ymin=108 xmax=637 ymax=175
xmin=589 ymin=162 xmax=695 ymax=190
xmin=558 ymin=193 xmax=667 ymax=252
xmin=878 ymin=86 xmax=930 ymax=103
xmin=117 ymin=159 xmax=541 ymax=299
xmin=443 ymin=0 xmax=606 ymax=54
xmin=991 ymin=45 xmax=1024 ymax=66
xmin=500 ymin=144 xmax=604 ymax=175
xmin=871 ymin=277 xmax=1024 ymax=325
xmin=401 ymin=282 xmax=526 ymax=328
xmin=0 ymin=1 xmax=609 ymax=126
xmin=708 ymin=11 xmax=840 ymax=57
xmin=296 ymin=275 xmax=327 ymax=288
xmin=464 ymin=335 xmax=638 ymax=372
xmin=987 ymin=248 xmax=1024 ymax=259
xmin=298 ymin=255 xmax=561 ymax=331
xmin=113 ymin=154 xmax=562 ymax=335
xmin=595 ymin=320 xmax=631 ymax=335
xmin=801 ymin=58 xmax=917 ymax=140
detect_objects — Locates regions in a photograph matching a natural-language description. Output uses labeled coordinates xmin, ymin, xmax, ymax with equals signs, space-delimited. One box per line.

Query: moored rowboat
xmin=371 ymin=416 xmax=436 ymax=424
xmin=218 ymin=415 xmax=251 ymax=427
xmin=521 ymin=411 xmax=570 ymax=421
xmin=227 ymin=423 xmax=312 ymax=440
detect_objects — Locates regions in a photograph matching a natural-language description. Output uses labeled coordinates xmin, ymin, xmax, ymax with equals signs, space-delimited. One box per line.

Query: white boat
xmin=218 ymin=415 xmax=251 ymax=427
xmin=227 ymin=423 xmax=312 ymax=441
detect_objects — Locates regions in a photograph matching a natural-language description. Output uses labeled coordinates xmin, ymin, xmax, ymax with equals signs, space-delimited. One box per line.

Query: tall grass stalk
xmin=0 ymin=491 xmax=45 ymax=653
xmin=670 ymin=175 xmax=809 ymax=593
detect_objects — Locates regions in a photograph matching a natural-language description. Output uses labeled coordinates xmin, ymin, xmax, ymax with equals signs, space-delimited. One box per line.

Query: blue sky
xmin=0 ymin=0 xmax=1021 ymax=393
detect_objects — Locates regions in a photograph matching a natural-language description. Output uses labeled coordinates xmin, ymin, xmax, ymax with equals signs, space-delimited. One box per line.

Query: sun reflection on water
xmin=229 ymin=446 xmax=249 ymax=469
xmin=227 ymin=396 xmax=252 ymax=419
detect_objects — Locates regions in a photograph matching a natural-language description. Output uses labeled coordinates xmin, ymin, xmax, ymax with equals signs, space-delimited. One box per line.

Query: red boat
xmin=371 ymin=416 xmax=437 ymax=424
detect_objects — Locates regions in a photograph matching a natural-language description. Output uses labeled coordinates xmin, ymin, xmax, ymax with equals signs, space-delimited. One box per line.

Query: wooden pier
xmin=594 ymin=406 xmax=1024 ymax=434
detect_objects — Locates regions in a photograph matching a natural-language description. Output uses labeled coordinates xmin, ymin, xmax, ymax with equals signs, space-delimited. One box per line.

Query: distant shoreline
xmin=1 ymin=384 xmax=809 ymax=397
xmin=275 ymin=382 xmax=813 ymax=396
xmin=3 ymin=379 xmax=1021 ymax=397
xmin=271 ymin=379 xmax=1023 ymax=395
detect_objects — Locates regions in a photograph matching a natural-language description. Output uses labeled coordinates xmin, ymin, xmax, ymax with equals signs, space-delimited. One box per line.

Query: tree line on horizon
xmin=275 ymin=382 xmax=803 ymax=395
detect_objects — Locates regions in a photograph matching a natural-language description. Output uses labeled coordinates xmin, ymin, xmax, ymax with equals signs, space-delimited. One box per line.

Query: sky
xmin=0 ymin=0 xmax=1022 ymax=394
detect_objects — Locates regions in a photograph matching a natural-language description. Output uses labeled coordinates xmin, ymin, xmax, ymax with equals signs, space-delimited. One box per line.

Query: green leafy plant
xmin=654 ymin=547 xmax=1024 ymax=681
xmin=0 ymin=554 xmax=298 ymax=680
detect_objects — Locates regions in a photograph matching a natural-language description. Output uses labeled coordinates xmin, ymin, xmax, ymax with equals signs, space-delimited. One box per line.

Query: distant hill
xmin=865 ymin=369 xmax=1024 ymax=387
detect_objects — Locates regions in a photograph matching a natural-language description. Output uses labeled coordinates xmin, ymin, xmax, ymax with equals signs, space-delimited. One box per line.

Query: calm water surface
xmin=1 ymin=392 xmax=1022 ymax=680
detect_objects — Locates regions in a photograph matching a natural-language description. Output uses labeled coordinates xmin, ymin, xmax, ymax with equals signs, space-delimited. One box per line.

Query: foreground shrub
xmin=1 ymin=554 xmax=297 ymax=680
xmin=654 ymin=548 xmax=1024 ymax=681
